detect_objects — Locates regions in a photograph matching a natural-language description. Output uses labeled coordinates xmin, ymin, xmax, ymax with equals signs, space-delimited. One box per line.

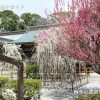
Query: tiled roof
xmin=14 ymin=31 xmax=39 ymax=44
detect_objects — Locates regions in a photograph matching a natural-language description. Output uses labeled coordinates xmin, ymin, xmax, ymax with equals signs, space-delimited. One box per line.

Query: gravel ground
xmin=40 ymin=73 xmax=100 ymax=100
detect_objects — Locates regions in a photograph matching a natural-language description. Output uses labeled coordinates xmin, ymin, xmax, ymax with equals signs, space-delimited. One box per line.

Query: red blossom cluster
xmin=38 ymin=0 xmax=100 ymax=74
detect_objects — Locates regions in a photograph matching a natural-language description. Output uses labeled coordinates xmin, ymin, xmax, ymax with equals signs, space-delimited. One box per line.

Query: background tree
xmin=18 ymin=21 xmax=26 ymax=30
xmin=21 ymin=13 xmax=41 ymax=28
xmin=0 ymin=10 xmax=45 ymax=31
xmin=48 ymin=11 xmax=70 ymax=24
xmin=36 ymin=17 xmax=50 ymax=26
xmin=0 ymin=10 xmax=19 ymax=32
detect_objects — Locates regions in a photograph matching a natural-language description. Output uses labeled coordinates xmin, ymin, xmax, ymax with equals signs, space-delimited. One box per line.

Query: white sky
xmin=0 ymin=0 xmax=70 ymax=17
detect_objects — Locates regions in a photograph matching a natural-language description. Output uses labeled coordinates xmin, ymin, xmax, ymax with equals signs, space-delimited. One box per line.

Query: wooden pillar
xmin=17 ymin=65 xmax=24 ymax=100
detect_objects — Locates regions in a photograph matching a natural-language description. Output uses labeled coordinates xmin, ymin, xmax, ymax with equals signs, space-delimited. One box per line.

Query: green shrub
xmin=25 ymin=63 xmax=39 ymax=79
xmin=7 ymin=79 xmax=42 ymax=98
xmin=7 ymin=80 xmax=17 ymax=93
xmin=24 ymin=79 xmax=42 ymax=97
xmin=0 ymin=77 xmax=8 ymax=93
xmin=77 ymin=93 xmax=100 ymax=100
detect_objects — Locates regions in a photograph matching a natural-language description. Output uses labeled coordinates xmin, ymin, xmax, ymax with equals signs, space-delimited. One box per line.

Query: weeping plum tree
xmin=38 ymin=0 xmax=100 ymax=74
xmin=37 ymin=26 xmax=89 ymax=90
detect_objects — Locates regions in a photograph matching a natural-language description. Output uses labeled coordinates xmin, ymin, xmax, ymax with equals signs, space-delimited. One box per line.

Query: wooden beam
xmin=0 ymin=54 xmax=21 ymax=66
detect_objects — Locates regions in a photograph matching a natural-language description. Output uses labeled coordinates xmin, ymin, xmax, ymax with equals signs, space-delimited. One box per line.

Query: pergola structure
xmin=0 ymin=43 xmax=24 ymax=100
xmin=0 ymin=30 xmax=39 ymax=100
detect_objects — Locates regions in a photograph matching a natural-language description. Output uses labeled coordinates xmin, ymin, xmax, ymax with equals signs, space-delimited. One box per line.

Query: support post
xmin=17 ymin=64 xmax=24 ymax=100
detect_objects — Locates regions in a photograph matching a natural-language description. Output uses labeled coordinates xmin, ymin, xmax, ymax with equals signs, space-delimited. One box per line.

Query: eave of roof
xmin=0 ymin=37 xmax=13 ymax=42
xmin=14 ymin=31 xmax=39 ymax=44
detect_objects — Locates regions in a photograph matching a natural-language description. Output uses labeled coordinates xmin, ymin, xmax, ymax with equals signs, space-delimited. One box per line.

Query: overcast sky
xmin=0 ymin=0 xmax=70 ymax=17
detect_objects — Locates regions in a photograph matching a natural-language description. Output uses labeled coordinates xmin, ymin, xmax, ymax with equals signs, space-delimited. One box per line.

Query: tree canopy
xmin=0 ymin=10 xmax=19 ymax=31
xmin=21 ymin=13 xmax=41 ymax=28
xmin=0 ymin=10 xmax=44 ymax=32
